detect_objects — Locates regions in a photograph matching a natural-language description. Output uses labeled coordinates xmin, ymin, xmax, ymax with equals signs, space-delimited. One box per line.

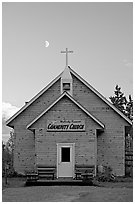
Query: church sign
xmin=47 ymin=120 xmax=85 ymax=132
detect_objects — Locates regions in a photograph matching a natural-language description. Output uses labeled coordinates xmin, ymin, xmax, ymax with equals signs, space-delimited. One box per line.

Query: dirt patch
xmin=72 ymin=187 xmax=133 ymax=202
xmin=2 ymin=177 xmax=133 ymax=202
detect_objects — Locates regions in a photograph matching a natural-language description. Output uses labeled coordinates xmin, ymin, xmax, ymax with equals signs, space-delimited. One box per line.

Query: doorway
xmin=57 ymin=143 xmax=75 ymax=178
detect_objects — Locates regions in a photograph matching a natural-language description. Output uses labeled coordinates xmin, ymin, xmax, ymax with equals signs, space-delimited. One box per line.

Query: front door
xmin=57 ymin=143 xmax=75 ymax=178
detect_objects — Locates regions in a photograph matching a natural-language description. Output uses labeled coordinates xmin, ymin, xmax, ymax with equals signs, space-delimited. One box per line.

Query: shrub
xmin=97 ymin=165 xmax=115 ymax=182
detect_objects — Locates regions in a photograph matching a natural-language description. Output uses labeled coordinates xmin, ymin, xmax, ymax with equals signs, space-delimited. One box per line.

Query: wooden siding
xmin=32 ymin=96 xmax=98 ymax=169
xmin=12 ymin=79 xmax=61 ymax=174
xmin=72 ymin=74 xmax=129 ymax=176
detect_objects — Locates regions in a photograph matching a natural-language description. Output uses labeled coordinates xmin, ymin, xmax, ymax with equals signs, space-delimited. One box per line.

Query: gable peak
xmin=61 ymin=66 xmax=72 ymax=80
xmin=61 ymin=66 xmax=73 ymax=95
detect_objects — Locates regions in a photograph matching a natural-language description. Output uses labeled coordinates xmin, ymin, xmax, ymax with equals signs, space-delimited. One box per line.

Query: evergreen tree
xmin=110 ymin=85 xmax=133 ymax=121
xmin=125 ymin=95 xmax=133 ymax=121
xmin=109 ymin=85 xmax=127 ymax=114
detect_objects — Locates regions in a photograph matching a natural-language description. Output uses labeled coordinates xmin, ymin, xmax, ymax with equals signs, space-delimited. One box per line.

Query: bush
xmin=96 ymin=165 xmax=115 ymax=182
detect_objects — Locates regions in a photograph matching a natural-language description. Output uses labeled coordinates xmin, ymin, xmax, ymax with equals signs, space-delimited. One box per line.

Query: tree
xmin=2 ymin=131 xmax=15 ymax=177
xmin=6 ymin=131 xmax=15 ymax=168
xmin=109 ymin=85 xmax=127 ymax=114
xmin=2 ymin=141 xmax=11 ymax=178
xmin=109 ymin=85 xmax=133 ymax=121
xmin=125 ymin=95 xmax=133 ymax=121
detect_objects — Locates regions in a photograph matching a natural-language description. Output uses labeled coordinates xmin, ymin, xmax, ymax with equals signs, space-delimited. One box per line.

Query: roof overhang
xmin=6 ymin=66 xmax=132 ymax=127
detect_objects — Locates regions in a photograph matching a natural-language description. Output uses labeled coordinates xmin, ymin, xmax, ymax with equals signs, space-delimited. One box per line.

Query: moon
xmin=45 ymin=41 xmax=49 ymax=48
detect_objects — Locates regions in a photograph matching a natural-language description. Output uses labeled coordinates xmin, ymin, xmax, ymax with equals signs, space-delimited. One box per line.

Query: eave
xmin=6 ymin=66 xmax=132 ymax=127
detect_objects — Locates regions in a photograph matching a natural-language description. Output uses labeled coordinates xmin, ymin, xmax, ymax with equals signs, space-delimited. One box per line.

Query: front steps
xmin=37 ymin=167 xmax=55 ymax=180
xmin=26 ymin=165 xmax=95 ymax=186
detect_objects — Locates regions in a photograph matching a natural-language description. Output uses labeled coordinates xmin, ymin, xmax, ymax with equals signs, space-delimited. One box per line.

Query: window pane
xmin=63 ymin=83 xmax=70 ymax=90
xmin=61 ymin=147 xmax=70 ymax=162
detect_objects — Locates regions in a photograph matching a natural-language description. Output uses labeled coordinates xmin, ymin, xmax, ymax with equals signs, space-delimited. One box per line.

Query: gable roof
xmin=27 ymin=91 xmax=105 ymax=129
xmin=6 ymin=66 xmax=132 ymax=127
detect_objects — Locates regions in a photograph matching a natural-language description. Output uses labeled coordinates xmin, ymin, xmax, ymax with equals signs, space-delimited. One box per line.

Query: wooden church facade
xmin=6 ymin=64 xmax=132 ymax=178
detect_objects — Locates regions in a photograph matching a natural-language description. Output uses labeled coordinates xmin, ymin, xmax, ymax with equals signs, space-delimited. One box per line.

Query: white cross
xmin=61 ymin=48 xmax=73 ymax=66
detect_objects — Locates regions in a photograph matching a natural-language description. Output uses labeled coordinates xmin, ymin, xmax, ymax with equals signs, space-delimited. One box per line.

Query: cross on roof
xmin=61 ymin=48 xmax=73 ymax=66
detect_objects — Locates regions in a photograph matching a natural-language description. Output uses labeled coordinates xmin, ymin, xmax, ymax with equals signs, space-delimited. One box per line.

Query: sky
xmin=2 ymin=2 xmax=133 ymax=141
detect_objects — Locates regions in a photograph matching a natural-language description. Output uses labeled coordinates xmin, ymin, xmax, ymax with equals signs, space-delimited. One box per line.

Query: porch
xmin=25 ymin=165 xmax=95 ymax=186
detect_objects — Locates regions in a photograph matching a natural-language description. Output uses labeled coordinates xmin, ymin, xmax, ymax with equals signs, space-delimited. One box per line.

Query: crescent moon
xmin=45 ymin=41 xmax=49 ymax=48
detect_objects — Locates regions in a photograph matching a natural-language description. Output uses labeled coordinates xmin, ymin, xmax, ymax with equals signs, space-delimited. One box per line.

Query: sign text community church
xmin=47 ymin=120 xmax=85 ymax=131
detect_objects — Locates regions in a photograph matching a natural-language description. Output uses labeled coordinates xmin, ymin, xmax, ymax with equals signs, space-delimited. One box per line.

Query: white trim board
xmin=27 ymin=91 xmax=105 ymax=129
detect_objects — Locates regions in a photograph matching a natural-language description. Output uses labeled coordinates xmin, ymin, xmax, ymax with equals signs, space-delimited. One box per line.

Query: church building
xmin=6 ymin=48 xmax=132 ymax=178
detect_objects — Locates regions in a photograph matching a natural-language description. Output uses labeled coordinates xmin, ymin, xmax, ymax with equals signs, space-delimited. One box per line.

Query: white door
xmin=57 ymin=143 xmax=75 ymax=178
